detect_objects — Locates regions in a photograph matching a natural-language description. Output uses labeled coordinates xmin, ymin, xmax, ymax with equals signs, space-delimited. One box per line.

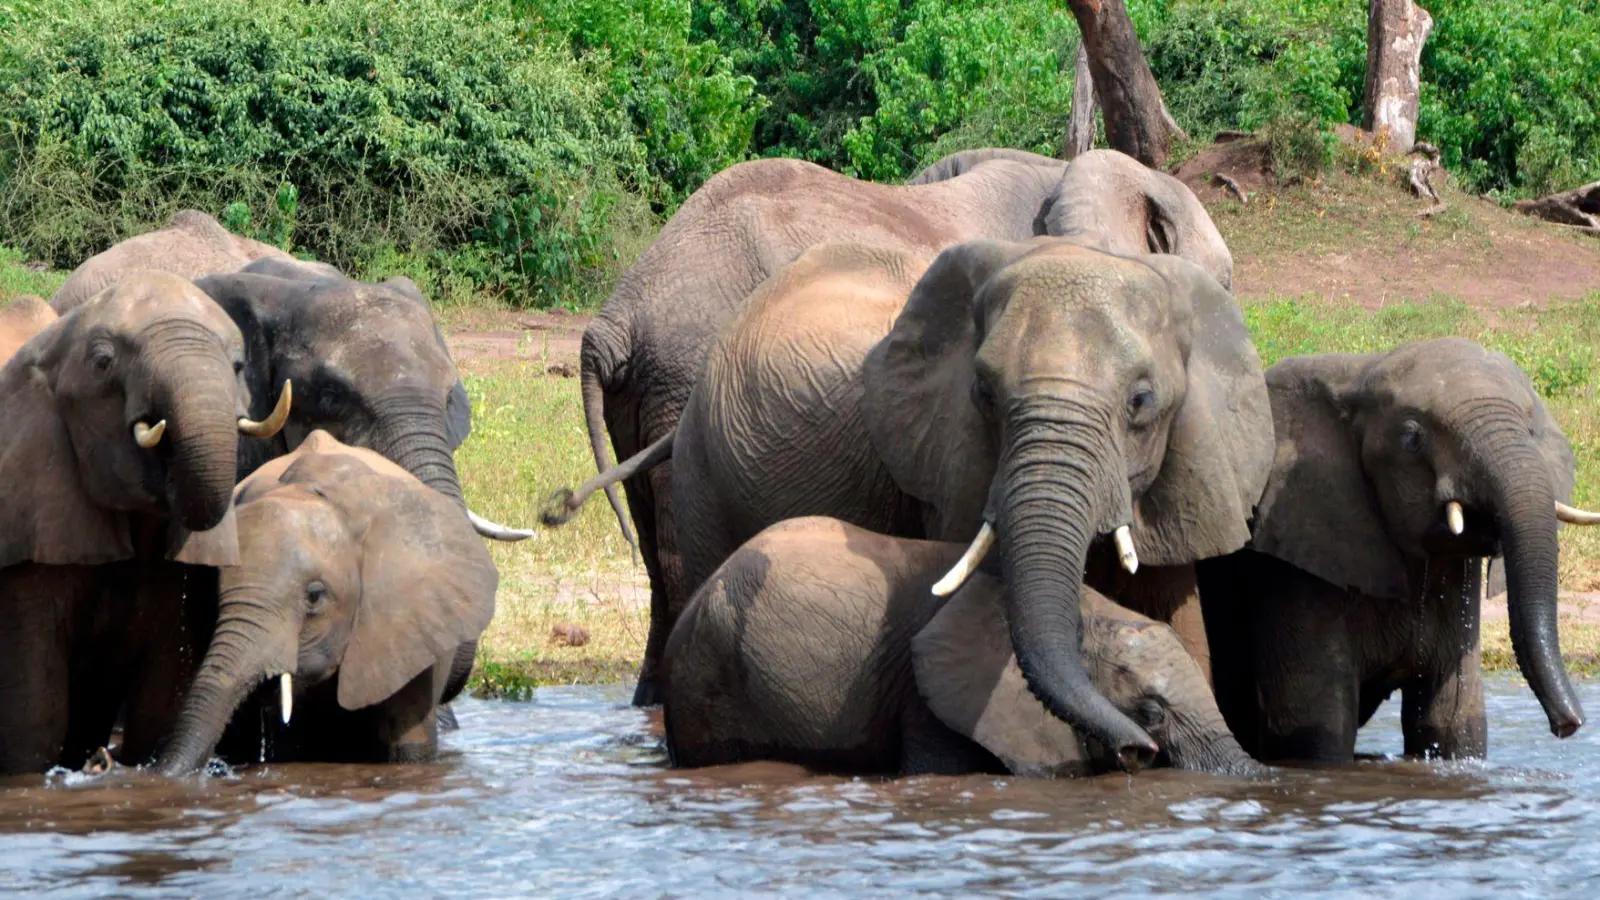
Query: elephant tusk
xmin=239 ymin=380 xmax=293 ymax=439
xmin=1556 ymin=501 xmax=1600 ymax=526
xmin=1446 ymin=500 xmax=1465 ymax=536
xmin=468 ymin=509 xmax=537 ymax=542
xmin=280 ymin=673 xmax=294 ymax=725
xmin=1114 ymin=525 xmax=1138 ymax=574
xmin=132 ymin=419 xmax=167 ymax=448
xmin=932 ymin=521 xmax=995 ymax=597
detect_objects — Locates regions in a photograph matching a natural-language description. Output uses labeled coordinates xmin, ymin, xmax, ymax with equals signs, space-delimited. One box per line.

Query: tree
xmin=1064 ymin=43 xmax=1098 ymax=159
xmin=1065 ymin=0 xmax=1184 ymax=168
xmin=1363 ymin=0 xmax=1433 ymax=153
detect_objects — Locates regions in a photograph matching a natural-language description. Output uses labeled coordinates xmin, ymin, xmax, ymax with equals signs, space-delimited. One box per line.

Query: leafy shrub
xmin=0 ymin=0 xmax=653 ymax=306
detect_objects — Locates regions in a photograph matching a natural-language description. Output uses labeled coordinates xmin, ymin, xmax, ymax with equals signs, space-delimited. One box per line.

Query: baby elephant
xmin=156 ymin=430 xmax=497 ymax=773
xmin=663 ymin=517 xmax=1260 ymax=777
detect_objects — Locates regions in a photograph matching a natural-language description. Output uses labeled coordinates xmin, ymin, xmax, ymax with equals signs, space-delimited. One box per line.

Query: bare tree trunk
xmin=1363 ymin=0 xmax=1434 ymax=153
xmin=1513 ymin=181 xmax=1600 ymax=235
xmin=1066 ymin=0 xmax=1185 ymax=169
xmin=1065 ymin=43 xmax=1098 ymax=159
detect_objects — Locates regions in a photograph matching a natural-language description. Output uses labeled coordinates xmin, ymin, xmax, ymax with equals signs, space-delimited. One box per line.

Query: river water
xmin=1 ymin=674 xmax=1596 ymax=898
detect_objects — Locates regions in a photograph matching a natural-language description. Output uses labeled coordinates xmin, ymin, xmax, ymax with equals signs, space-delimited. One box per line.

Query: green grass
xmin=0 ymin=246 xmax=65 ymax=300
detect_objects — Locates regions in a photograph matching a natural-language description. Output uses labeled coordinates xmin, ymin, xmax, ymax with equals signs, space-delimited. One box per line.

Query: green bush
xmin=0 ymin=0 xmax=654 ymax=306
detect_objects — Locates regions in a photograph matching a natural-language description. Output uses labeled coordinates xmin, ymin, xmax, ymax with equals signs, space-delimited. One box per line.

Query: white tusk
xmin=239 ymin=380 xmax=293 ymax=439
xmin=468 ymin=509 xmax=537 ymax=542
xmin=1446 ymin=500 xmax=1465 ymax=535
xmin=1556 ymin=501 xmax=1600 ymax=526
xmin=280 ymin=673 xmax=294 ymax=725
xmin=932 ymin=521 xmax=996 ymax=597
xmin=1114 ymin=525 xmax=1139 ymax=574
xmin=132 ymin=419 xmax=167 ymax=448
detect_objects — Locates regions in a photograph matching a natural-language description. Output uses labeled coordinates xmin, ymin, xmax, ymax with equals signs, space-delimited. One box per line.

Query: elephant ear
xmin=911 ymin=573 xmax=1093 ymax=777
xmin=862 ymin=240 xmax=1032 ymax=536
xmin=1130 ymin=257 xmax=1274 ymax=565
xmin=1501 ymin=354 xmax=1578 ymax=504
xmin=336 ymin=474 xmax=498 ymax=710
xmin=1250 ymin=354 xmax=1410 ymax=600
xmin=168 ymin=506 xmax=240 ymax=567
xmin=0 ymin=356 xmax=133 ymax=567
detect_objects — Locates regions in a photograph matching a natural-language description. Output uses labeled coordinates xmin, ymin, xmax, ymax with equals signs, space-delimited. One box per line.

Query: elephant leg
xmin=1402 ymin=656 xmax=1487 ymax=759
xmin=899 ymin=695 xmax=1002 ymax=776
xmin=633 ymin=460 xmax=688 ymax=707
xmin=1253 ymin=593 xmax=1361 ymax=763
xmin=0 ymin=573 xmax=72 ymax=773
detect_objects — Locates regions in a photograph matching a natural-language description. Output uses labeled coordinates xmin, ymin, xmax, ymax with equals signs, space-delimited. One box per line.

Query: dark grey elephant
xmin=563 ymin=237 xmax=1272 ymax=763
xmin=0 ymin=272 xmax=288 ymax=773
xmin=574 ymin=148 xmax=1231 ymax=706
xmin=1199 ymin=338 xmax=1594 ymax=762
xmin=663 ymin=517 xmax=1262 ymax=777
xmin=156 ymin=431 xmax=497 ymax=772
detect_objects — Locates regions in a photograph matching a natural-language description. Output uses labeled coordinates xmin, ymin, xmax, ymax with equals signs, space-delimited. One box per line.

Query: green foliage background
xmin=1 ymin=0 xmax=1596 ymax=307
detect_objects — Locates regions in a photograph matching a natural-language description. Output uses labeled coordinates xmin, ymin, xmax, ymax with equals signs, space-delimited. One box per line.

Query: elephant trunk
xmin=999 ymin=398 xmax=1157 ymax=768
xmin=156 ymin=592 xmax=296 ymax=775
xmin=371 ymin=388 xmax=465 ymax=503
xmin=1464 ymin=404 xmax=1585 ymax=737
xmin=147 ymin=323 xmax=242 ymax=532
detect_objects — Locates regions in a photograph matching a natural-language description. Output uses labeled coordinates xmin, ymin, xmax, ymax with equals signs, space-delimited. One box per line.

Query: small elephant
xmin=0 ymin=272 xmax=288 ymax=774
xmin=663 ymin=517 xmax=1262 ymax=777
xmin=49 ymin=210 xmax=300 ymax=312
xmin=156 ymin=430 xmax=498 ymax=773
xmin=576 ymin=148 xmax=1231 ymax=707
xmin=1199 ymin=338 xmax=1596 ymax=762
xmin=0 ymin=295 xmax=56 ymax=365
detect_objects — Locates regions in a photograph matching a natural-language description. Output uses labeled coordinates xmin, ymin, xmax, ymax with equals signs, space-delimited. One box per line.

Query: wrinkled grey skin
xmin=663 ymin=517 xmax=1262 ymax=777
xmin=0 ymin=273 xmax=248 ymax=773
xmin=50 ymin=211 xmax=298 ymax=313
xmin=1199 ymin=339 xmax=1585 ymax=762
xmin=190 ymin=260 xmax=489 ymax=703
xmin=665 ymin=238 xmax=1272 ymax=763
xmin=578 ymin=148 xmax=1232 ymax=707
xmin=156 ymin=432 xmax=497 ymax=773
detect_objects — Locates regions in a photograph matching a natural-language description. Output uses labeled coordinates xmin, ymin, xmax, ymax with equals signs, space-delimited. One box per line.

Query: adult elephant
xmin=566 ymin=238 xmax=1272 ymax=763
xmin=575 ymin=148 xmax=1231 ymax=706
xmin=0 ymin=272 xmax=288 ymax=774
xmin=0 ymin=295 xmax=55 ymax=364
xmin=1198 ymin=339 xmax=1593 ymax=762
xmin=156 ymin=431 xmax=497 ymax=773
xmin=48 ymin=210 xmax=315 ymax=312
xmin=664 ymin=517 xmax=1261 ymax=777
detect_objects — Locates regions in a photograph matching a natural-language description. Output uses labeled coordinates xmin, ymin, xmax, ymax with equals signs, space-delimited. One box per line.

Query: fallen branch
xmin=1514 ymin=181 xmax=1600 ymax=232
xmin=1212 ymin=172 xmax=1248 ymax=204
xmin=1408 ymin=156 xmax=1442 ymax=202
xmin=1417 ymin=203 xmax=1448 ymax=218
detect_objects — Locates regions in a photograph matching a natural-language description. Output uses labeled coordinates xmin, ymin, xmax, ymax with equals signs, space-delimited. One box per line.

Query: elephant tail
xmin=543 ymin=426 xmax=674 ymax=538
xmin=578 ymin=352 xmax=638 ymax=551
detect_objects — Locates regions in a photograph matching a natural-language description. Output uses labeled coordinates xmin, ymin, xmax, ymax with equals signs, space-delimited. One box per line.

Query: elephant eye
xmin=1399 ymin=420 xmax=1424 ymax=453
xmin=233 ymin=360 xmax=245 ymax=376
xmin=971 ymin=374 xmax=997 ymax=413
xmin=316 ymin=382 xmax=347 ymax=413
xmin=1135 ymin=697 xmax=1167 ymax=729
xmin=1128 ymin=385 xmax=1158 ymax=421
xmin=305 ymin=581 xmax=329 ymax=615
xmin=90 ymin=346 xmax=115 ymax=374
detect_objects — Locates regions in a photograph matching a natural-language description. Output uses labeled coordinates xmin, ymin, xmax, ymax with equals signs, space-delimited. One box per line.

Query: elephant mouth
xmin=1421 ymin=503 xmax=1502 ymax=557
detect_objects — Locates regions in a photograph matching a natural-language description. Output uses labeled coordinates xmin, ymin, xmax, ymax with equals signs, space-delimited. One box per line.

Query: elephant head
xmin=192 ymin=262 xmax=527 ymax=540
xmin=0 ymin=271 xmax=290 ymax=569
xmin=1251 ymin=338 xmax=1591 ymax=738
xmin=861 ymin=238 xmax=1272 ymax=765
xmin=914 ymin=577 xmax=1262 ymax=776
xmin=156 ymin=430 xmax=498 ymax=775
xmin=0 ymin=294 xmax=57 ymax=366
xmin=1045 ymin=149 xmax=1233 ymax=290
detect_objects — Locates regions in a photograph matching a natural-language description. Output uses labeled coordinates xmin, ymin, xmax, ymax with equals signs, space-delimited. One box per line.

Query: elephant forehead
xmin=237 ymin=490 xmax=352 ymax=560
xmin=1364 ymin=339 xmax=1534 ymax=414
xmin=308 ymin=290 xmax=454 ymax=380
xmin=89 ymin=270 xmax=243 ymax=344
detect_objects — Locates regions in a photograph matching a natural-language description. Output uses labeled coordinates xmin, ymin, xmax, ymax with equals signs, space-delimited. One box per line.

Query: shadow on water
xmin=0 ymin=676 xmax=1595 ymax=898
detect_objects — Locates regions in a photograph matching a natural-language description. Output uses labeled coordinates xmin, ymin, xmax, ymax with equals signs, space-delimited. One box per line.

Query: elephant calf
xmin=0 ymin=294 xmax=55 ymax=365
xmin=662 ymin=517 xmax=1261 ymax=777
xmin=156 ymin=430 xmax=498 ymax=773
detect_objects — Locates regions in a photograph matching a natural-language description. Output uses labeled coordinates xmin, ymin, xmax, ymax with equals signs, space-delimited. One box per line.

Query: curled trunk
xmin=148 ymin=325 xmax=243 ymax=531
xmin=1000 ymin=400 xmax=1156 ymax=767
xmin=1462 ymin=403 xmax=1584 ymax=737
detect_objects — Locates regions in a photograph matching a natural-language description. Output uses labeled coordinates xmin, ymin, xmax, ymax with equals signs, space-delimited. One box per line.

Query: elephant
xmin=49 ymin=210 xmax=305 ymax=312
xmin=0 ymin=271 xmax=290 ymax=774
xmin=574 ymin=147 xmax=1232 ymax=706
xmin=154 ymin=430 xmax=498 ymax=773
xmin=663 ymin=517 xmax=1262 ymax=777
xmin=1197 ymin=338 xmax=1596 ymax=762
xmin=0 ymin=294 xmax=55 ymax=365
xmin=561 ymin=236 xmax=1273 ymax=764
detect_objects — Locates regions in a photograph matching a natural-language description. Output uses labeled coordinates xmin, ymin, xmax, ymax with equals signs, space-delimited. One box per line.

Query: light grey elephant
xmin=570 ymin=148 xmax=1232 ymax=707
xmin=663 ymin=517 xmax=1263 ymax=777
xmin=0 ymin=294 xmax=56 ymax=365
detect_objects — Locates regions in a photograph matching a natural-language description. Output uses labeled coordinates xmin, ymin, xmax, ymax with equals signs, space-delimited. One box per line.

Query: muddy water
xmin=1 ymin=675 xmax=1597 ymax=898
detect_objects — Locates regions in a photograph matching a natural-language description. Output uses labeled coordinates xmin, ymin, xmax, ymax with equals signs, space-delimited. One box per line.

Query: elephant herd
xmin=553 ymin=146 xmax=1596 ymax=777
xmin=1 ymin=145 xmax=1593 ymax=784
